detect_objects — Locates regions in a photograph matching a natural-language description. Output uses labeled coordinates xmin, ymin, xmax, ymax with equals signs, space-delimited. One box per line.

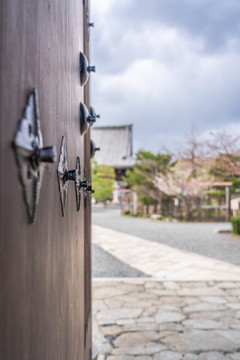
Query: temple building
xmin=91 ymin=124 xmax=135 ymax=204
xmin=91 ymin=124 xmax=135 ymax=182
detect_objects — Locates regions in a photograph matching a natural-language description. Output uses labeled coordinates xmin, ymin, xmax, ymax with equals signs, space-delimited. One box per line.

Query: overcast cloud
xmin=90 ymin=0 xmax=240 ymax=153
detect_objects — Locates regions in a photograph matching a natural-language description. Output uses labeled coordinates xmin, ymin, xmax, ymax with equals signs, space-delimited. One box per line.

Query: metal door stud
xmin=13 ymin=88 xmax=57 ymax=223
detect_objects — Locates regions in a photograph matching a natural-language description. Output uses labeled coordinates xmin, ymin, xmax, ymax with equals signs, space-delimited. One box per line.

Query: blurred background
xmin=90 ymin=0 xmax=240 ymax=224
xmin=90 ymin=2 xmax=240 ymax=358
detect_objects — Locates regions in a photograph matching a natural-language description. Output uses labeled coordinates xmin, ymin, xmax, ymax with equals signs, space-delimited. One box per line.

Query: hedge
xmin=231 ymin=216 xmax=240 ymax=235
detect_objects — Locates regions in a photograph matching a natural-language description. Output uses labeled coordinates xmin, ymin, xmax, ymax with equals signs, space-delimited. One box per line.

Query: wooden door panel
xmin=0 ymin=1 xmax=90 ymax=359
xmin=83 ymin=1 xmax=92 ymax=358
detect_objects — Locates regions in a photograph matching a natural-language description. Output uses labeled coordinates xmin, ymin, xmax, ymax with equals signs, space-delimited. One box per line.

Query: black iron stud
xmin=79 ymin=52 xmax=96 ymax=86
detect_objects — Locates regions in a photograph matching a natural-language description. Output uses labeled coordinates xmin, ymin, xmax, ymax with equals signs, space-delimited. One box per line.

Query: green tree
xmin=125 ymin=150 xmax=176 ymax=214
xmin=207 ymin=130 xmax=240 ymax=181
xmin=209 ymin=155 xmax=240 ymax=197
xmin=92 ymin=161 xmax=115 ymax=205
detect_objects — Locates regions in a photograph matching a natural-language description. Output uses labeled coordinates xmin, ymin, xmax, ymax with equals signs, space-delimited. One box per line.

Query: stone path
xmin=93 ymin=225 xmax=240 ymax=281
xmin=92 ymin=225 xmax=240 ymax=359
xmin=93 ymin=279 xmax=240 ymax=360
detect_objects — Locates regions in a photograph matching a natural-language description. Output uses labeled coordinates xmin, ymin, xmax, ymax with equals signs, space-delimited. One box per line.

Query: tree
xmin=125 ymin=150 xmax=176 ymax=213
xmin=155 ymin=163 xmax=211 ymax=220
xmin=178 ymin=125 xmax=205 ymax=178
xmin=92 ymin=161 xmax=115 ymax=205
xmin=206 ymin=130 xmax=240 ymax=180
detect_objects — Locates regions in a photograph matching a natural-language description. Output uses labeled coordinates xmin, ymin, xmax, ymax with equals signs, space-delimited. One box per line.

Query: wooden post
xmin=198 ymin=197 xmax=202 ymax=222
xmin=133 ymin=192 xmax=138 ymax=216
xmin=225 ymin=186 xmax=230 ymax=222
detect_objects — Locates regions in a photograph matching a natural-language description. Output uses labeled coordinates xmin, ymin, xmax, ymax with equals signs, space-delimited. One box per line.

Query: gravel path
xmin=92 ymin=206 xmax=240 ymax=267
xmin=92 ymin=244 xmax=149 ymax=278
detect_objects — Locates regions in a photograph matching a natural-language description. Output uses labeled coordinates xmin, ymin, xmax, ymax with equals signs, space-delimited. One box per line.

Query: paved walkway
xmin=92 ymin=225 xmax=240 ymax=359
xmin=93 ymin=279 xmax=240 ymax=360
xmin=93 ymin=207 xmax=240 ymax=266
xmin=93 ymin=225 xmax=240 ymax=281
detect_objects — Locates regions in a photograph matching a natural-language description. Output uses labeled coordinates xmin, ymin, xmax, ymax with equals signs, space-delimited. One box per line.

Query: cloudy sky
xmin=90 ymin=0 xmax=240 ymax=153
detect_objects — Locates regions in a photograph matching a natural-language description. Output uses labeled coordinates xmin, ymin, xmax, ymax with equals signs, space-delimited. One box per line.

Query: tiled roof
xmin=91 ymin=125 xmax=135 ymax=169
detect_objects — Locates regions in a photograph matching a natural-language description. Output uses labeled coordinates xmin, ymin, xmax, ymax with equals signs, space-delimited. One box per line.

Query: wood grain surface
xmin=83 ymin=1 xmax=93 ymax=359
xmin=0 ymin=0 xmax=90 ymax=359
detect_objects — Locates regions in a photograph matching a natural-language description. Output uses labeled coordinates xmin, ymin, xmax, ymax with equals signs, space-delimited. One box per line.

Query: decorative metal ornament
xmin=90 ymin=139 xmax=100 ymax=159
xmin=90 ymin=106 xmax=100 ymax=120
xmin=79 ymin=52 xmax=95 ymax=86
xmin=80 ymin=102 xmax=96 ymax=135
xmin=87 ymin=10 xmax=94 ymax=40
xmin=87 ymin=172 xmax=95 ymax=207
xmin=12 ymin=88 xmax=57 ymax=223
xmin=57 ymin=136 xmax=87 ymax=215
xmin=74 ymin=156 xmax=88 ymax=211
xmin=83 ymin=168 xmax=88 ymax=209
xmin=75 ymin=157 xmax=82 ymax=211
xmin=87 ymin=171 xmax=95 ymax=201
xmin=57 ymin=136 xmax=68 ymax=216
xmin=83 ymin=168 xmax=95 ymax=208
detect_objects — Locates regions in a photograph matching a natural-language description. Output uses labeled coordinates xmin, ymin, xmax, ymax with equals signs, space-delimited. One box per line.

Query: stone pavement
xmin=93 ymin=279 xmax=240 ymax=360
xmin=92 ymin=225 xmax=240 ymax=359
xmin=93 ymin=225 xmax=240 ymax=281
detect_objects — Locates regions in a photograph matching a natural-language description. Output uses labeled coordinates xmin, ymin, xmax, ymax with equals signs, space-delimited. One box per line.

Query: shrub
xmin=231 ymin=216 xmax=240 ymax=235
xmin=92 ymin=161 xmax=115 ymax=203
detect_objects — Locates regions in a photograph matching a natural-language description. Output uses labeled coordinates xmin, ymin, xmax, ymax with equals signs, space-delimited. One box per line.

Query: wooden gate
xmin=0 ymin=0 xmax=92 ymax=359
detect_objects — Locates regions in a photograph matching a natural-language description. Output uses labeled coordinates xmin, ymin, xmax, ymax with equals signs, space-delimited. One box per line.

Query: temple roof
xmin=91 ymin=125 xmax=135 ymax=169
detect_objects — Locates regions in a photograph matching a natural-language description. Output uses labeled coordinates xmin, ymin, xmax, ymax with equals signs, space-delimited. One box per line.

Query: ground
xmin=92 ymin=206 xmax=240 ymax=360
xmin=92 ymin=206 xmax=240 ymax=273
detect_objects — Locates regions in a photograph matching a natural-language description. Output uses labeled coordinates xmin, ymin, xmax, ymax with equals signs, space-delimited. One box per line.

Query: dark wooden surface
xmin=0 ymin=1 xmax=91 ymax=359
xmin=83 ymin=1 xmax=93 ymax=359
